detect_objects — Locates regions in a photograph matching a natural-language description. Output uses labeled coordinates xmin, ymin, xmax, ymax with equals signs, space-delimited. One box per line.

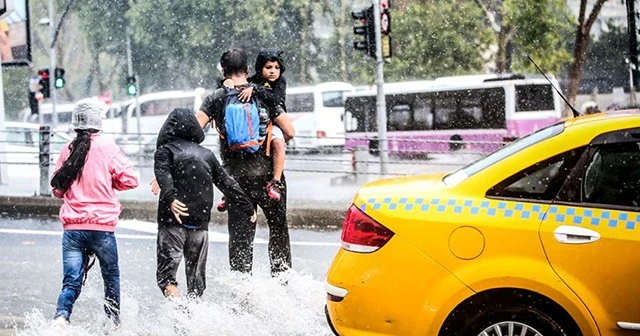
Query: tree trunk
xmin=565 ymin=0 xmax=609 ymax=117
xmin=566 ymin=26 xmax=590 ymax=116
xmin=91 ymin=49 xmax=105 ymax=95
xmin=496 ymin=29 xmax=507 ymax=74
xmin=298 ymin=4 xmax=314 ymax=84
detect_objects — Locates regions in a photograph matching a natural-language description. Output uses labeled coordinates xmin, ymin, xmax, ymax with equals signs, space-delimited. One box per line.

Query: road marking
xmin=0 ymin=221 xmax=341 ymax=248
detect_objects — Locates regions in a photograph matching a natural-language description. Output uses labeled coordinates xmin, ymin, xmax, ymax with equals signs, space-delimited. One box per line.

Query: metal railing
xmin=0 ymin=128 xmax=494 ymax=195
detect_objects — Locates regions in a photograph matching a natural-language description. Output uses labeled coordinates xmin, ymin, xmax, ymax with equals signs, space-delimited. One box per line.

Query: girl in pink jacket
xmin=51 ymin=98 xmax=139 ymax=327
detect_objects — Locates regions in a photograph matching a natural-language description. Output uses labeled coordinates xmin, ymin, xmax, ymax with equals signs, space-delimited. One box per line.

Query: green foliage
xmin=125 ymin=0 xmax=321 ymax=89
xmin=3 ymin=67 xmax=31 ymax=120
xmin=381 ymin=0 xmax=494 ymax=82
xmin=504 ymin=0 xmax=573 ymax=74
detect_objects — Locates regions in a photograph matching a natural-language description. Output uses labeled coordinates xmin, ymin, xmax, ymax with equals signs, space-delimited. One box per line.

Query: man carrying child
xmin=196 ymin=49 xmax=295 ymax=277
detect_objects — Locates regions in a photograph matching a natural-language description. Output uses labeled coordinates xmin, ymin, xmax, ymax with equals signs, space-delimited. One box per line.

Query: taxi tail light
xmin=341 ymin=205 xmax=394 ymax=253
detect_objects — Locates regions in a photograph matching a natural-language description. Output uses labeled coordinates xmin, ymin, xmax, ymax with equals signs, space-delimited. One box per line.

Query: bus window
xmin=344 ymin=96 xmax=376 ymax=132
xmin=287 ymin=93 xmax=314 ymax=113
xmin=413 ymin=95 xmax=434 ymax=130
xmin=322 ymin=91 xmax=346 ymax=108
xmin=389 ymin=103 xmax=412 ymax=131
xmin=434 ymin=89 xmax=505 ymax=130
xmin=515 ymin=84 xmax=554 ymax=112
xmin=481 ymin=88 xmax=506 ymax=128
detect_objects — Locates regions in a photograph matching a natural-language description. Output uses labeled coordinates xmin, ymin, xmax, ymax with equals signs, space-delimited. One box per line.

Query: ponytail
xmin=51 ymin=129 xmax=98 ymax=193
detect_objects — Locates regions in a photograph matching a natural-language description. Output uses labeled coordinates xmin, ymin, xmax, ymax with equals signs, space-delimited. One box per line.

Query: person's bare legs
xmin=266 ymin=138 xmax=286 ymax=201
xmin=272 ymin=139 xmax=286 ymax=181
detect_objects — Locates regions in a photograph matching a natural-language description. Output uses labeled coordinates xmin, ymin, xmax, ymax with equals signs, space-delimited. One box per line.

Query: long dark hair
xmin=51 ymin=129 xmax=98 ymax=193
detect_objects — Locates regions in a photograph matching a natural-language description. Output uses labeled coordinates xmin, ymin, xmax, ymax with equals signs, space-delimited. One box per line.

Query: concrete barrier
xmin=0 ymin=196 xmax=347 ymax=230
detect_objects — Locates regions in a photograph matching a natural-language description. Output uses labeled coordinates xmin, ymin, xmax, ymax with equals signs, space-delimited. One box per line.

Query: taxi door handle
xmin=554 ymin=225 xmax=601 ymax=244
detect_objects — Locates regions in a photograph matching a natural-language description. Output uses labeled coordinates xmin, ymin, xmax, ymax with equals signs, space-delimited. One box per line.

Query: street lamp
xmin=625 ymin=58 xmax=637 ymax=106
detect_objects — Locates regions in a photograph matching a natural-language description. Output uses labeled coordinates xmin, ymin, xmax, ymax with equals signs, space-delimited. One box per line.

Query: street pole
xmin=628 ymin=59 xmax=638 ymax=106
xmin=125 ymin=30 xmax=141 ymax=153
xmin=373 ymin=0 xmax=388 ymax=175
xmin=627 ymin=0 xmax=639 ymax=88
xmin=0 ymin=64 xmax=7 ymax=184
xmin=48 ymin=0 xmax=57 ymax=129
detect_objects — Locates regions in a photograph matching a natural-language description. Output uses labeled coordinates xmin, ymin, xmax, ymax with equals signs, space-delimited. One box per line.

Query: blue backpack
xmin=221 ymin=88 xmax=266 ymax=153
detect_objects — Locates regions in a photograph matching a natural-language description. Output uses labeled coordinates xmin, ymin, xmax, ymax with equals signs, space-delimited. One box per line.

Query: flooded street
xmin=0 ymin=218 xmax=341 ymax=335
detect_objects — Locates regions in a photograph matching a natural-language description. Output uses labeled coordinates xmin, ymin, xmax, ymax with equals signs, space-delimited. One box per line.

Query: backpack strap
xmin=265 ymin=121 xmax=273 ymax=157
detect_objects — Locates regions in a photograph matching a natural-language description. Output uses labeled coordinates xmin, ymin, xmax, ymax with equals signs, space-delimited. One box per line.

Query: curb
xmin=0 ymin=196 xmax=347 ymax=230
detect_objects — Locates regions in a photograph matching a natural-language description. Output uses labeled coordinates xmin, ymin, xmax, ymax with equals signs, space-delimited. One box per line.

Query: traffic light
xmin=54 ymin=67 xmax=65 ymax=89
xmin=37 ymin=69 xmax=50 ymax=98
xmin=126 ymin=76 xmax=137 ymax=96
xmin=380 ymin=0 xmax=392 ymax=59
xmin=352 ymin=6 xmax=375 ymax=58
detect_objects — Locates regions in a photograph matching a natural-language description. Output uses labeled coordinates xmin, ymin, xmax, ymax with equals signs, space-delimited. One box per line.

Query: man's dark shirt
xmin=199 ymin=87 xmax=283 ymax=178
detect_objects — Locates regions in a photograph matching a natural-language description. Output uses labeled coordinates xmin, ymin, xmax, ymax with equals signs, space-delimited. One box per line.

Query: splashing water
xmin=16 ymin=270 xmax=332 ymax=336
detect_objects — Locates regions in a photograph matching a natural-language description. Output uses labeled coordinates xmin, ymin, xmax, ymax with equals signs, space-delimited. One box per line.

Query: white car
xmin=2 ymin=122 xmax=73 ymax=193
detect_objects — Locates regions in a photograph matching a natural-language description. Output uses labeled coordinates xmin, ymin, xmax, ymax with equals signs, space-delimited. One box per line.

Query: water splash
xmin=17 ymin=270 xmax=332 ymax=336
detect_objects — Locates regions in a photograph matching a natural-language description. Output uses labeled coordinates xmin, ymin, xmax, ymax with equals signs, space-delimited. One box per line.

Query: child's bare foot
xmin=164 ymin=284 xmax=180 ymax=298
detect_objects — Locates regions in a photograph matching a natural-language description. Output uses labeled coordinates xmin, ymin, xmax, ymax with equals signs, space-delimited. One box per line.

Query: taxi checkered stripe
xmin=359 ymin=198 xmax=640 ymax=229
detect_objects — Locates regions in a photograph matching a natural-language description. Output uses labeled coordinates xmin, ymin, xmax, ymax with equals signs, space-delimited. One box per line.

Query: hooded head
xmin=254 ymin=48 xmax=286 ymax=81
xmin=72 ymin=98 xmax=107 ymax=131
xmin=156 ymin=108 xmax=205 ymax=148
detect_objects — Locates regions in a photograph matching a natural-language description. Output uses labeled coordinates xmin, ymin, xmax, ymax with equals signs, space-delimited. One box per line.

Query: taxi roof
xmin=563 ymin=109 xmax=640 ymax=129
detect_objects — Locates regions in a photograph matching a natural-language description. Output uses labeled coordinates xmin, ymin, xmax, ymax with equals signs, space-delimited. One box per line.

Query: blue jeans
xmin=54 ymin=230 xmax=120 ymax=324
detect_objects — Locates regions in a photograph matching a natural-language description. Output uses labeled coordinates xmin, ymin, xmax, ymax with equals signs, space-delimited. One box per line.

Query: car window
xmin=487 ymin=148 xmax=583 ymax=201
xmin=583 ymin=142 xmax=640 ymax=208
xmin=5 ymin=128 xmax=33 ymax=147
xmin=444 ymin=122 xmax=565 ymax=186
xmin=50 ymin=133 xmax=71 ymax=152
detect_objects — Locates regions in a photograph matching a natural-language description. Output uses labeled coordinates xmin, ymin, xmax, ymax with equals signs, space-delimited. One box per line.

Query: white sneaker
xmin=52 ymin=316 xmax=69 ymax=328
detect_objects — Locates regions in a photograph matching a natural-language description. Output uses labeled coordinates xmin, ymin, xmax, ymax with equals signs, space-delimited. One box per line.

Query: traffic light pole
xmin=373 ymin=0 xmax=388 ymax=175
xmin=0 ymin=63 xmax=7 ymax=184
xmin=126 ymin=30 xmax=142 ymax=153
xmin=48 ymin=0 xmax=57 ymax=129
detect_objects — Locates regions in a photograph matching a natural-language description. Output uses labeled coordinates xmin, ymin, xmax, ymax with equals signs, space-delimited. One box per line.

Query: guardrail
xmin=0 ymin=128 xmax=499 ymax=196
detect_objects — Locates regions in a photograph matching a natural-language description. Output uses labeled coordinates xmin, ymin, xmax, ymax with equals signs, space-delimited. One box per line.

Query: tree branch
xmin=585 ymin=0 xmax=608 ymax=33
xmin=473 ymin=0 xmax=501 ymax=32
xmin=577 ymin=0 xmax=587 ymax=25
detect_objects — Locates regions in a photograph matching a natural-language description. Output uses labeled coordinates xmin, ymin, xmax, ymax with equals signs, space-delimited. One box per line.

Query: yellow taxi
xmin=325 ymin=112 xmax=640 ymax=336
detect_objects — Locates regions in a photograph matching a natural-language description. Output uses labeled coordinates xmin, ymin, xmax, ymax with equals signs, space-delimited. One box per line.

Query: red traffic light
xmin=37 ymin=69 xmax=49 ymax=79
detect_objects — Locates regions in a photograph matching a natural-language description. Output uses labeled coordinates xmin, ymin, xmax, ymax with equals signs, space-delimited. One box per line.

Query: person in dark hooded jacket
xmin=216 ymin=48 xmax=289 ymax=212
xmin=154 ymin=108 xmax=255 ymax=299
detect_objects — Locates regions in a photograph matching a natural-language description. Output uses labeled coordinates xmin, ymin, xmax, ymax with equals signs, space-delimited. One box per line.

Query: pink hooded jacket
xmin=53 ymin=134 xmax=139 ymax=232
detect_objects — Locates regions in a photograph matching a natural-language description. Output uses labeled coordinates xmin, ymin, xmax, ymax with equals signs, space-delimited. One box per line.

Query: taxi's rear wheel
xmin=439 ymin=289 xmax=581 ymax=336
xmin=460 ymin=304 xmax=567 ymax=336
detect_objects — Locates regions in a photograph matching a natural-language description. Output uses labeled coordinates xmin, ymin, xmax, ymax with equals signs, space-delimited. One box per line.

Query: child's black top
xmin=154 ymin=108 xmax=254 ymax=229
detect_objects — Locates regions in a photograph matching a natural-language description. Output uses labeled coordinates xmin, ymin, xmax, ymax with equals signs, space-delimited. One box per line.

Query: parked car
xmin=2 ymin=122 xmax=73 ymax=181
xmin=325 ymin=111 xmax=640 ymax=336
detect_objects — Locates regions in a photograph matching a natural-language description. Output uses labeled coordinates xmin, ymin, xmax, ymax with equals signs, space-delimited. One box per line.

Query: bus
xmin=343 ymin=74 xmax=563 ymax=155
xmin=285 ymin=82 xmax=355 ymax=151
